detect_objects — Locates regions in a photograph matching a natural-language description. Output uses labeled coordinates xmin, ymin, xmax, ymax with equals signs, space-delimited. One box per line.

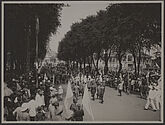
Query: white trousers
xmin=145 ymin=98 xmax=156 ymax=110
xmin=155 ymin=95 xmax=161 ymax=110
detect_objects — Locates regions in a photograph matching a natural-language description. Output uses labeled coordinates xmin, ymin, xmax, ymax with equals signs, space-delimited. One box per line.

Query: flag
xmin=36 ymin=17 xmax=39 ymax=34
xmin=64 ymin=81 xmax=73 ymax=118
xmin=82 ymin=84 xmax=94 ymax=121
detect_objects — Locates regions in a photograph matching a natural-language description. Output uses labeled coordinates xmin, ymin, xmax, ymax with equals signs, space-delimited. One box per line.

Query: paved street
xmin=61 ymin=84 xmax=161 ymax=121
xmin=89 ymin=87 xmax=161 ymax=121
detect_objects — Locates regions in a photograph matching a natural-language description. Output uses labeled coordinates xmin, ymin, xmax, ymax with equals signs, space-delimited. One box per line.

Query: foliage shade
xmin=57 ymin=3 xmax=161 ymax=75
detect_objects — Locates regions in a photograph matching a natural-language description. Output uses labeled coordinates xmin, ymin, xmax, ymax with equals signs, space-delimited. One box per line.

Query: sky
xmin=48 ymin=2 xmax=110 ymax=53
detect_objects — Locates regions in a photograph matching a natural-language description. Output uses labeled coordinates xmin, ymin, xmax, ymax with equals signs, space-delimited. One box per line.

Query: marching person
xmin=99 ymin=81 xmax=105 ymax=104
xmin=117 ymin=78 xmax=124 ymax=96
xmin=73 ymin=83 xmax=79 ymax=99
xmin=144 ymin=83 xmax=157 ymax=111
xmin=96 ymin=83 xmax=101 ymax=99
xmin=154 ymin=77 xmax=161 ymax=110
xmin=91 ymin=79 xmax=97 ymax=100
xmin=79 ymin=81 xmax=84 ymax=97
xmin=87 ymin=76 xmax=91 ymax=91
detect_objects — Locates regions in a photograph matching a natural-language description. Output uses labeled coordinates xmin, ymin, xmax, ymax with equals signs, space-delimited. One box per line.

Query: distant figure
xmin=144 ymin=83 xmax=157 ymax=111
xmin=154 ymin=77 xmax=161 ymax=110
xmin=91 ymin=80 xmax=96 ymax=100
xmin=28 ymin=95 xmax=38 ymax=121
xmin=35 ymin=89 xmax=45 ymax=107
xmin=99 ymin=82 xmax=105 ymax=103
xmin=118 ymin=80 xmax=123 ymax=96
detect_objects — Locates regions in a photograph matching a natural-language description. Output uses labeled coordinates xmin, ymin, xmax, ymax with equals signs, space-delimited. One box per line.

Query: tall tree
xmin=5 ymin=4 xmax=64 ymax=73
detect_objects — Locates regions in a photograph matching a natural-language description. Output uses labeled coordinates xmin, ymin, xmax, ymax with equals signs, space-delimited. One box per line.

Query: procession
xmin=2 ymin=1 xmax=163 ymax=122
xmin=3 ymin=65 xmax=162 ymax=121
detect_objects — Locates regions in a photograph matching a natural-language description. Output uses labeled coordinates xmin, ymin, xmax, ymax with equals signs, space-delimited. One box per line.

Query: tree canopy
xmin=57 ymin=3 xmax=161 ymax=76
xmin=5 ymin=4 xmax=64 ymax=73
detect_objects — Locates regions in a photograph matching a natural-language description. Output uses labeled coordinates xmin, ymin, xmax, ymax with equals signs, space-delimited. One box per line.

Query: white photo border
xmin=1 ymin=0 xmax=164 ymax=123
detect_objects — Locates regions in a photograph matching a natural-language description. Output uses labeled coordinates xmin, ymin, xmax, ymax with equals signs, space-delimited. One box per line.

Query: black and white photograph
xmin=1 ymin=1 xmax=164 ymax=123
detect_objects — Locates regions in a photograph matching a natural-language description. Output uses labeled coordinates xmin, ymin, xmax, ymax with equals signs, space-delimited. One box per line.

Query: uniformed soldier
xmin=96 ymin=83 xmax=101 ymax=99
xmin=91 ymin=80 xmax=97 ymax=100
xmin=99 ymin=82 xmax=105 ymax=103
xmin=79 ymin=81 xmax=84 ymax=97
xmin=87 ymin=76 xmax=91 ymax=91
xmin=73 ymin=83 xmax=79 ymax=99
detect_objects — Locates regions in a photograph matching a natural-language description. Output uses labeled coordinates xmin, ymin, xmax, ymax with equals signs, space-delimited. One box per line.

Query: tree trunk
xmin=83 ymin=58 xmax=86 ymax=74
xmin=118 ymin=57 xmax=122 ymax=77
xmin=79 ymin=61 xmax=82 ymax=72
xmin=96 ymin=52 xmax=101 ymax=72
xmin=26 ymin=25 xmax=31 ymax=72
xmin=76 ymin=61 xmax=78 ymax=69
xmin=137 ymin=48 xmax=141 ymax=77
xmin=132 ymin=52 xmax=137 ymax=77
xmin=83 ymin=58 xmax=86 ymax=68
xmin=103 ymin=49 xmax=109 ymax=75
xmin=92 ymin=56 xmax=97 ymax=70
xmin=104 ymin=57 xmax=108 ymax=75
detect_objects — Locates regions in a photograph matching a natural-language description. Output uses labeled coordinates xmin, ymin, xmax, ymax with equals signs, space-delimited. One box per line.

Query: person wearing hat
xmin=50 ymin=87 xmax=58 ymax=97
xmin=99 ymin=82 xmax=105 ymax=103
xmin=144 ymin=83 xmax=157 ymax=111
xmin=72 ymin=104 xmax=84 ymax=121
xmin=58 ymin=85 xmax=63 ymax=101
xmin=117 ymin=79 xmax=124 ymax=96
xmin=48 ymin=99 xmax=62 ymax=121
xmin=22 ymin=84 xmax=31 ymax=102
